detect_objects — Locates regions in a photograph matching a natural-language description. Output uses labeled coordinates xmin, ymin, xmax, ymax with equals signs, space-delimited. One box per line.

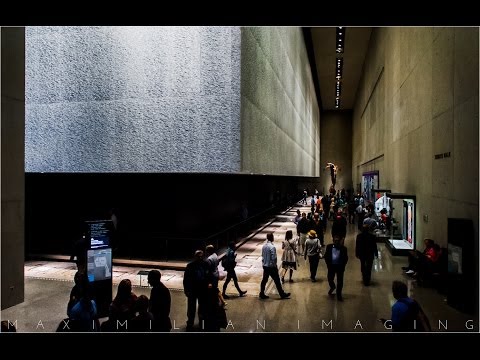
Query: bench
xmin=418 ymin=248 xmax=447 ymax=292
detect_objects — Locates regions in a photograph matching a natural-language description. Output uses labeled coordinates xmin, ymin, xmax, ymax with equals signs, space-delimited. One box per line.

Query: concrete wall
xmin=1 ymin=27 xmax=25 ymax=309
xmin=240 ymin=27 xmax=320 ymax=177
xmin=25 ymin=27 xmax=242 ymax=173
xmin=352 ymin=27 xmax=479 ymax=249
xmin=320 ymin=110 xmax=353 ymax=194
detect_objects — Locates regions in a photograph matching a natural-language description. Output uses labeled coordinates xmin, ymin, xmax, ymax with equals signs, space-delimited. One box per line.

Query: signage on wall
xmin=434 ymin=152 xmax=451 ymax=160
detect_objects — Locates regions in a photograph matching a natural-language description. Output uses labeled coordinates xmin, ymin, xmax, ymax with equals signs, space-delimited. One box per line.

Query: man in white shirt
xmin=259 ymin=233 xmax=291 ymax=300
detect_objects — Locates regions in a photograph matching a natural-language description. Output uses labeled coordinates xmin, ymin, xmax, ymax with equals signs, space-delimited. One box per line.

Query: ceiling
xmin=310 ymin=27 xmax=372 ymax=110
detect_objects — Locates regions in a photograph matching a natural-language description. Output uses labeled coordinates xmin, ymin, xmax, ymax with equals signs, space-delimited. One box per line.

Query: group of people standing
xmin=183 ymin=243 xmax=247 ymax=331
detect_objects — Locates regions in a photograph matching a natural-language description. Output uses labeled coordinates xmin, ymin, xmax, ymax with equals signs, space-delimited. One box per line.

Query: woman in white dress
xmin=281 ymin=230 xmax=297 ymax=283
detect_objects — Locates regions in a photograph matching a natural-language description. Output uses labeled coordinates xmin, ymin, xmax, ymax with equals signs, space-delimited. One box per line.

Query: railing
xmin=123 ymin=200 xmax=301 ymax=262
xmin=27 ymin=196 xmax=305 ymax=264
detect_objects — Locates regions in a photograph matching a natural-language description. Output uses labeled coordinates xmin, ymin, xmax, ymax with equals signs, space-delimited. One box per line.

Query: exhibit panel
xmin=361 ymin=170 xmax=379 ymax=204
xmin=374 ymin=192 xmax=391 ymax=216
xmin=385 ymin=193 xmax=416 ymax=256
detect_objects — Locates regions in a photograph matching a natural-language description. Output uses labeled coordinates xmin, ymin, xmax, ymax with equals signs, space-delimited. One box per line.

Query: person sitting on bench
xmin=403 ymin=239 xmax=439 ymax=278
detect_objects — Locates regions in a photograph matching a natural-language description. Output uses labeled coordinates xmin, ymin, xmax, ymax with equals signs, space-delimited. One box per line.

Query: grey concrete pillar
xmin=1 ymin=27 xmax=25 ymax=310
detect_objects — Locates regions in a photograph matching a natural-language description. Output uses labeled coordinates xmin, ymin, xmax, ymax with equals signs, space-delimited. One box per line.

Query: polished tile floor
xmin=1 ymin=200 xmax=476 ymax=332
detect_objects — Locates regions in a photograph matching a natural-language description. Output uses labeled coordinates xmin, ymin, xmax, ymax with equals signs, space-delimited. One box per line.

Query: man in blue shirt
xmin=380 ymin=280 xmax=431 ymax=331
xmin=259 ymin=233 xmax=291 ymax=300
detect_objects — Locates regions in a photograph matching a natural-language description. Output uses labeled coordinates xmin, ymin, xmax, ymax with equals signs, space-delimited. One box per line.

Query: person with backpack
xmin=380 ymin=280 xmax=431 ymax=332
xmin=221 ymin=242 xmax=247 ymax=299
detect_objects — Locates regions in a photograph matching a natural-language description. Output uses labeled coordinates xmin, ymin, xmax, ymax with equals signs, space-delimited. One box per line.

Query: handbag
xmin=218 ymin=269 xmax=227 ymax=281
xmin=316 ymin=239 xmax=324 ymax=259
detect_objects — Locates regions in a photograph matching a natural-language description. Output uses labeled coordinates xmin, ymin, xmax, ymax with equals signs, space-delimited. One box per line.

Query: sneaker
xmin=289 ymin=279 xmax=294 ymax=283
xmin=337 ymin=295 xmax=344 ymax=301
xmin=405 ymin=270 xmax=415 ymax=274
xmin=239 ymin=290 xmax=247 ymax=297
xmin=280 ymin=292 xmax=291 ymax=299
xmin=328 ymin=287 xmax=336 ymax=295
xmin=259 ymin=293 xmax=269 ymax=299
xmin=401 ymin=266 xmax=410 ymax=271
xmin=223 ymin=294 xmax=230 ymax=299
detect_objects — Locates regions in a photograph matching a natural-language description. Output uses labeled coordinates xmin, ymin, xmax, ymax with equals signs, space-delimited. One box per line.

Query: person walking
xmin=259 ymin=233 xmax=290 ymax=300
xmin=355 ymin=224 xmax=378 ymax=286
xmin=280 ymin=230 xmax=298 ymax=283
xmin=297 ymin=212 xmax=309 ymax=255
xmin=221 ymin=241 xmax=247 ymax=299
xmin=324 ymin=235 xmax=348 ymax=301
xmin=304 ymin=230 xmax=322 ymax=282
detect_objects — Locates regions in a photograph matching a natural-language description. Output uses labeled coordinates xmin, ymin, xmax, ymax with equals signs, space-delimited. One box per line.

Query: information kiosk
xmin=85 ymin=220 xmax=113 ymax=318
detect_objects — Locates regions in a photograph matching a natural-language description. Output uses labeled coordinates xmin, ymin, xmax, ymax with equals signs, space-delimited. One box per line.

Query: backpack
xmin=221 ymin=256 xmax=229 ymax=269
xmin=397 ymin=298 xmax=432 ymax=332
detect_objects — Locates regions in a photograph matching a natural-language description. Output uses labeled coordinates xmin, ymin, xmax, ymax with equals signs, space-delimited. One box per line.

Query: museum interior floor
xmin=1 ymin=199 xmax=476 ymax=332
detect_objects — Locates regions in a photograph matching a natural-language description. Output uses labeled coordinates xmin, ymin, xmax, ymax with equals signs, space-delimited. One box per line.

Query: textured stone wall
xmin=240 ymin=27 xmax=320 ymax=177
xmin=25 ymin=27 xmax=241 ymax=173
xmin=352 ymin=27 xmax=479 ymax=248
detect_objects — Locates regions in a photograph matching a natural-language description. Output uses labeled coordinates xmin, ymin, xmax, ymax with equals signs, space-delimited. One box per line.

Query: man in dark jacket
xmin=324 ymin=235 xmax=348 ymax=301
xmin=297 ymin=212 xmax=310 ymax=255
xmin=222 ymin=241 xmax=247 ymax=299
xmin=183 ymin=250 xmax=209 ymax=331
xmin=331 ymin=210 xmax=348 ymax=244
xmin=309 ymin=212 xmax=325 ymax=246
xmin=148 ymin=270 xmax=172 ymax=331
xmin=355 ymin=224 xmax=378 ymax=286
